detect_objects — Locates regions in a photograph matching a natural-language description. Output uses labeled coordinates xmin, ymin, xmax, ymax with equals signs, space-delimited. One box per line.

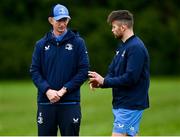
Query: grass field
xmin=0 ymin=77 xmax=180 ymax=136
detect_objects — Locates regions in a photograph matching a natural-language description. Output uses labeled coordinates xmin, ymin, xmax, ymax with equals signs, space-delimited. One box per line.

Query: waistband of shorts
xmin=39 ymin=102 xmax=80 ymax=105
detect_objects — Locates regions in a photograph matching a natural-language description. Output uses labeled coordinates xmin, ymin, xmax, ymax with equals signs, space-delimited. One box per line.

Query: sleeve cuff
xmin=63 ymin=84 xmax=71 ymax=92
xmin=101 ymin=78 xmax=109 ymax=88
xmin=41 ymin=84 xmax=50 ymax=94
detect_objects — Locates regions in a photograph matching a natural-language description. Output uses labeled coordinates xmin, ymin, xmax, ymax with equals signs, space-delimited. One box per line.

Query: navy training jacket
xmin=103 ymin=35 xmax=150 ymax=110
xmin=30 ymin=29 xmax=89 ymax=103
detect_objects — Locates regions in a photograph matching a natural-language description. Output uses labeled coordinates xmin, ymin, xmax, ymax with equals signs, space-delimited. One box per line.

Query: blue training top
xmin=103 ymin=35 xmax=150 ymax=110
xmin=30 ymin=29 xmax=89 ymax=103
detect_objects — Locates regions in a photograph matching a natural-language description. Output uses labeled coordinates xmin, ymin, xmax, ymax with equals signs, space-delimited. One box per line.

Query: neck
xmin=121 ymin=29 xmax=134 ymax=42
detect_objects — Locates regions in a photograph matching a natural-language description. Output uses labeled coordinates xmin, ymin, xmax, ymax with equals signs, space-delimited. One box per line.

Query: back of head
xmin=107 ymin=10 xmax=134 ymax=28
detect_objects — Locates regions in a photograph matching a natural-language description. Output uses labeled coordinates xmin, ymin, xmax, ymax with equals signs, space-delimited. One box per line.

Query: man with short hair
xmin=89 ymin=10 xmax=150 ymax=136
xmin=30 ymin=4 xmax=89 ymax=136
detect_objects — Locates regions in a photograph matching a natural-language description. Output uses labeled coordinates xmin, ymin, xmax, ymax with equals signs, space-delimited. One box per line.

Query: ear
xmin=66 ymin=18 xmax=70 ymax=25
xmin=121 ymin=24 xmax=127 ymax=32
xmin=48 ymin=17 xmax=54 ymax=25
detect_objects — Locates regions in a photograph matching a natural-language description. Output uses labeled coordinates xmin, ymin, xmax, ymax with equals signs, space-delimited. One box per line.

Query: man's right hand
xmin=46 ymin=89 xmax=60 ymax=103
xmin=88 ymin=71 xmax=104 ymax=90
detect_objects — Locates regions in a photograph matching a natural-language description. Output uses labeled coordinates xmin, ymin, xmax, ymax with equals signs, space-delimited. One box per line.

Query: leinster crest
xmin=65 ymin=43 xmax=73 ymax=50
xmin=37 ymin=112 xmax=43 ymax=124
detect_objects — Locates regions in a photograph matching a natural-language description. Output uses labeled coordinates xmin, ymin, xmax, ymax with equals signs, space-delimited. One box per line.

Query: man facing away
xmin=89 ymin=10 xmax=150 ymax=136
xmin=30 ymin=4 xmax=89 ymax=136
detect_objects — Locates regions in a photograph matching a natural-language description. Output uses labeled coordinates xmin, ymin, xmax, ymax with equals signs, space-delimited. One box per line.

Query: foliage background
xmin=0 ymin=0 xmax=180 ymax=79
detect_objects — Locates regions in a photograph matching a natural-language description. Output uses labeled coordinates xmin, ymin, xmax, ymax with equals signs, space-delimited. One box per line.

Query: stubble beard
xmin=114 ymin=34 xmax=122 ymax=40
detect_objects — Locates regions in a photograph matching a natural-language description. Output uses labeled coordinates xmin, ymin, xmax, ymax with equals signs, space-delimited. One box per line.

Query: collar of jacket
xmin=44 ymin=29 xmax=79 ymax=45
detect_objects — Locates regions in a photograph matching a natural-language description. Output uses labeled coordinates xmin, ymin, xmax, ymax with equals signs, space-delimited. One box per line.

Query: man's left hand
xmin=57 ymin=87 xmax=67 ymax=97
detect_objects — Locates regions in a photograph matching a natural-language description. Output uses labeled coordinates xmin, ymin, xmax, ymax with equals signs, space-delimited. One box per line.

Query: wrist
xmin=58 ymin=87 xmax=67 ymax=97
xmin=100 ymin=78 xmax=104 ymax=86
xmin=45 ymin=88 xmax=50 ymax=95
xmin=62 ymin=86 xmax=67 ymax=91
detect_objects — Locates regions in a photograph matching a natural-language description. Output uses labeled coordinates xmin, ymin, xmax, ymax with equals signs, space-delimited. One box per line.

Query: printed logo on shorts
xmin=37 ymin=112 xmax=43 ymax=124
xmin=73 ymin=118 xmax=79 ymax=124
xmin=130 ymin=126 xmax=135 ymax=131
xmin=118 ymin=124 xmax=124 ymax=128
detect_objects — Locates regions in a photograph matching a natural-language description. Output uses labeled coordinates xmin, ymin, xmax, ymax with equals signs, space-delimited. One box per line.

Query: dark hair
xmin=107 ymin=10 xmax=134 ymax=28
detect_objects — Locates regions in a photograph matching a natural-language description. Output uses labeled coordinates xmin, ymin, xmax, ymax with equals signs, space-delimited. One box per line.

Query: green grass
xmin=0 ymin=77 xmax=180 ymax=136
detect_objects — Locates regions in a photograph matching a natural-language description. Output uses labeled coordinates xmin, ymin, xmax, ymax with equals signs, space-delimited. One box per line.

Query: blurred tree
xmin=0 ymin=0 xmax=180 ymax=79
